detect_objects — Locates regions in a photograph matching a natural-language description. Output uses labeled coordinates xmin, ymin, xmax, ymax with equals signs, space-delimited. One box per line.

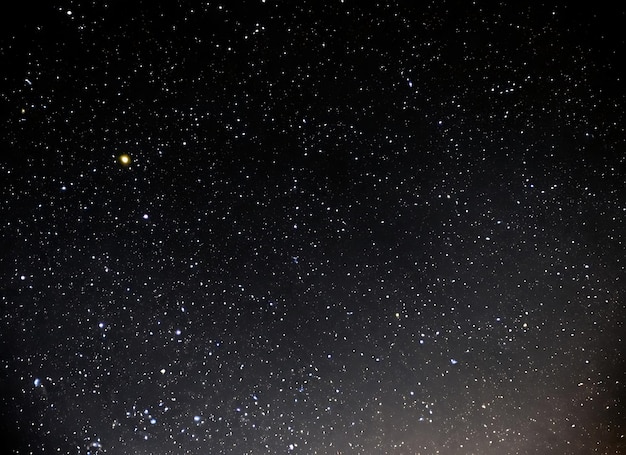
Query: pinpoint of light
xmin=118 ymin=154 xmax=131 ymax=166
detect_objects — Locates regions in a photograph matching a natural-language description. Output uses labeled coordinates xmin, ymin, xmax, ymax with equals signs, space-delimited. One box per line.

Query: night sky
xmin=1 ymin=1 xmax=625 ymax=454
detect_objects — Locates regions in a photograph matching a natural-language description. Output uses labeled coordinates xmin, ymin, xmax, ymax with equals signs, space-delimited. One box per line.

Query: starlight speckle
xmin=1 ymin=2 xmax=624 ymax=454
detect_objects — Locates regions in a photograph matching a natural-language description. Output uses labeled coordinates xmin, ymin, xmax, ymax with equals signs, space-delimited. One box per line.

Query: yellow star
xmin=118 ymin=154 xmax=131 ymax=166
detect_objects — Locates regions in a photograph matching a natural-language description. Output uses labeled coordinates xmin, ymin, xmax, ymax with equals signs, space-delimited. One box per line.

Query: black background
xmin=1 ymin=1 xmax=624 ymax=453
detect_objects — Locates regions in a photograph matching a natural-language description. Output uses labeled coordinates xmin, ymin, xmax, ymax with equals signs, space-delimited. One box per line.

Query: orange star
xmin=118 ymin=154 xmax=131 ymax=166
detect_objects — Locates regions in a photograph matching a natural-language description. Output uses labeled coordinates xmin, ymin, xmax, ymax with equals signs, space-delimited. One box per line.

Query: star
xmin=118 ymin=153 xmax=131 ymax=166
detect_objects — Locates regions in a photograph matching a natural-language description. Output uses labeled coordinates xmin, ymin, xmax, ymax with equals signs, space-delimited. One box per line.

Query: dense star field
xmin=1 ymin=1 xmax=625 ymax=454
